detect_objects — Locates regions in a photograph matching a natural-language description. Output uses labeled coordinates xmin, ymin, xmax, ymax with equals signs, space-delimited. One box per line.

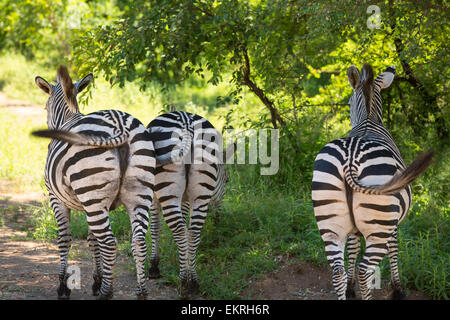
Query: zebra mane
xmin=57 ymin=65 xmax=79 ymax=113
xmin=360 ymin=63 xmax=374 ymax=117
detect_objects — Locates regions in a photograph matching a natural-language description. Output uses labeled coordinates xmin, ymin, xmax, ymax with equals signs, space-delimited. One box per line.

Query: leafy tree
xmin=0 ymin=0 xmax=121 ymax=67
xmin=73 ymin=0 xmax=448 ymax=142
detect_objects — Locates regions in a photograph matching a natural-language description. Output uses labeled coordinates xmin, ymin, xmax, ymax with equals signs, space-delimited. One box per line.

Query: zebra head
xmin=347 ymin=64 xmax=396 ymax=127
xmin=35 ymin=66 xmax=93 ymax=130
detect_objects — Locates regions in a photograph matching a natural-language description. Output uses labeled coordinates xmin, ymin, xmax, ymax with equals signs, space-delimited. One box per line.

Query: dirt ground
xmin=0 ymin=192 xmax=180 ymax=300
xmin=243 ymin=260 xmax=430 ymax=300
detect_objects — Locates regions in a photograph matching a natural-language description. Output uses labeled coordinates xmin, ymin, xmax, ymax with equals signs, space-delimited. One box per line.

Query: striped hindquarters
xmin=147 ymin=111 xmax=196 ymax=164
xmin=33 ymin=109 xmax=134 ymax=148
xmin=44 ymin=110 xmax=155 ymax=212
xmin=148 ymin=111 xmax=220 ymax=213
xmin=312 ymin=137 xmax=413 ymax=230
xmin=209 ymin=163 xmax=228 ymax=211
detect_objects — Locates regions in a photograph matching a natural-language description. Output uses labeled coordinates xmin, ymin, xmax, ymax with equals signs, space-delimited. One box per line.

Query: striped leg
xmin=50 ymin=195 xmax=72 ymax=299
xmin=182 ymin=160 xmax=217 ymax=296
xmin=85 ymin=209 xmax=117 ymax=300
xmin=185 ymin=199 xmax=209 ymax=295
xmin=346 ymin=234 xmax=361 ymax=298
xmin=87 ymin=231 xmax=103 ymax=296
xmin=124 ymin=203 xmax=150 ymax=299
xmin=165 ymin=207 xmax=189 ymax=293
xmin=159 ymin=198 xmax=189 ymax=292
xmin=313 ymin=196 xmax=352 ymax=300
xmin=388 ymin=228 xmax=405 ymax=299
xmin=154 ymin=163 xmax=189 ymax=295
xmin=148 ymin=200 xmax=162 ymax=279
xmin=358 ymin=238 xmax=388 ymax=300
xmin=181 ymin=199 xmax=190 ymax=225
xmin=325 ymin=236 xmax=348 ymax=300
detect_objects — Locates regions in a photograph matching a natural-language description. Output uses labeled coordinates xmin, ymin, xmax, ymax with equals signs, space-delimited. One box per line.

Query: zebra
xmin=311 ymin=63 xmax=434 ymax=300
xmin=165 ymin=106 xmax=234 ymax=222
xmin=32 ymin=66 xmax=156 ymax=300
xmin=145 ymin=110 xmax=235 ymax=297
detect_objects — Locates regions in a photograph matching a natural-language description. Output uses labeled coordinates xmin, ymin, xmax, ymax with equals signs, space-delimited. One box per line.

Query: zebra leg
xmin=50 ymin=196 xmax=72 ymax=299
xmin=158 ymin=196 xmax=189 ymax=295
xmin=182 ymin=159 xmax=217 ymax=297
xmin=323 ymin=235 xmax=348 ymax=300
xmin=125 ymin=203 xmax=150 ymax=299
xmin=185 ymin=200 xmax=209 ymax=296
xmin=346 ymin=234 xmax=361 ymax=298
xmin=148 ymin=200 xmax=162 ymax=279
xmin=387 ymin=228 xmax=405 ymax=299
xmin=181 ymin=199 xmax=190 ymax=226
xmin=153 ymin=163 xmax=189 ymax=297
xmin=87 ymin=231 xmax=103 ymax=296
xmin=169 ymin=214 xmax=189 ymax=297
xmin=358 ymin=238 xmax=389 ymax=300
xmin=85 ymin=210 xmax=117 ymax=300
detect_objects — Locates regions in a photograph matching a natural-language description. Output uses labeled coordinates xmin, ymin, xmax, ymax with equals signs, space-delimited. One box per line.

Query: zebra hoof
xmin=136 ymin=293 xmax=148 ymax=300
xmin=188 ymin=280 xmax=200 ymax=295
xmin=148 ymin=266 xmax=161 ymax=279
xmin=92 ymin=277 xmax=102 ymax=296
xmin=97 ymin=293 xmax=113 ymax=300
xmin=391 ymin=289 xmax=405 ymax=300
xmin=180 ymin=279 xmax=200 ymax=298
xmin=57 ymin=282 xmax=71 ymax=300
xmin=179 ymin=280 xmax=191 ymax=299
xmin=136 ymin=286 xmax=148 ymax=300
xmin=346 ymin=287 xmax=356 ymax=299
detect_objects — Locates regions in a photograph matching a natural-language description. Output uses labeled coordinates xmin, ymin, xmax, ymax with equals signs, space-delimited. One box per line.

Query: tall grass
xmin=0 ymin=111 xmax=47 ymax=191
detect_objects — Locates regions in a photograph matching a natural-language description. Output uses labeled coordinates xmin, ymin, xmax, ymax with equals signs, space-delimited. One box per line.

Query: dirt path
xmin=243 ymin=261 xmax=430 ymax=300
xmin=0 ymin=192 xmax=180 ymax=300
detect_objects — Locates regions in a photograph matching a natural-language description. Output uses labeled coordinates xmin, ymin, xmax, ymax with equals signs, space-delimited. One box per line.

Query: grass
xmin=0 ymin=110 xmax=48 ymax=192
xmin=26 ymin=161 xmax=448 ymax=299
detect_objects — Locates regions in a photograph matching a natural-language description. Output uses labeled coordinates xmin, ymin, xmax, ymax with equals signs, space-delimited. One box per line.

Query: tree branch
xmin=241 ymin=46 xmax=285 ymax=128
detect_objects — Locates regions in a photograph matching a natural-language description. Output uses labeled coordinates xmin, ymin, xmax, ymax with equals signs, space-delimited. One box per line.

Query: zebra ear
xmin=223 ymin=142 xmax=237 ymax=163
xmin=35 ymin=76 xmax=52 ymax=95
xmin=74 ymin=73 xmax=93 ymax=94
xmin=347 ymin=65 xmax=360 ymax=89
xmin=376 ymin=66 xmax=396 ymax=89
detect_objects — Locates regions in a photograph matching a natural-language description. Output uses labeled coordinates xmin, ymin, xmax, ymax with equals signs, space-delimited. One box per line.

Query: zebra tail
xmin=31 ymin=129 xmax=129 ymax=148
xmin=154 ymin=128 xmax=192 ymax=165
xmin=344 ymin=150 xmax=435 ymax=195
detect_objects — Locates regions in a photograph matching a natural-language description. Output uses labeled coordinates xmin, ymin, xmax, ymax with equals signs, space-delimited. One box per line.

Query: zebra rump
xmin=149 ymin=126 xmax=192 ymax=164
xmin=344 ymin=150 xmax=435 ymax=195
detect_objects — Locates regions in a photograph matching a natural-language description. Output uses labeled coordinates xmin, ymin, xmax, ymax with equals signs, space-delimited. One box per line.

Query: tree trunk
xmin=241 ymin=47 xmax=285 ymax=129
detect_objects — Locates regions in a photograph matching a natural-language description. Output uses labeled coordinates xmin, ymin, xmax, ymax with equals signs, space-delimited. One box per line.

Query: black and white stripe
xmin=33 ymin=66 xmax=156 ymax=299
xmin=146 ymin=111 xmax=234 ymax=296
xmin=311 ymin=64 xmax=434 ymax=300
